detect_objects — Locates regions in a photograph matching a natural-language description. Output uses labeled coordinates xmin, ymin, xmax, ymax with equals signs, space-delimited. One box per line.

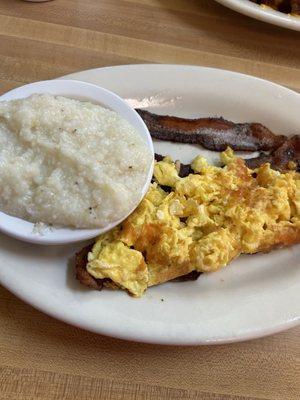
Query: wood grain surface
xmin=0 ymin=1 xmax=299 ymax=399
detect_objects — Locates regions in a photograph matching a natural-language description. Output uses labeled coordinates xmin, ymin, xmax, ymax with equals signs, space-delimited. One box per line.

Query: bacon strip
xmin=136 ymin=109 xmax=286 ymax=152
xmin=245 ymin=135 xmax=300 ymax=171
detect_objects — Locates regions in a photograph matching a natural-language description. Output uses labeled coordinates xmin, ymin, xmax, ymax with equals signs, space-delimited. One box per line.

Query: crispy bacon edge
xmin=136 ymin=109 xmax=286 ymax=152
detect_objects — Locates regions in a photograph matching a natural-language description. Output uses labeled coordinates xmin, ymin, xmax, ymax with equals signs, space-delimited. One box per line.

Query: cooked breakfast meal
xmin=0 ymin=94 xmax=152 ymax=228
xmin=2 ymin=91 xmax=298 ymax=297
xmin=249 ymin=0 xmax=300 ymax=14
xmin=76 ymin=125 xmax=300 ymax=297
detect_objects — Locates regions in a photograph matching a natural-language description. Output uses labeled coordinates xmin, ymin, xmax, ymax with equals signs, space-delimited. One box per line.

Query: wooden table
xmin=0 ymin=1 xmax=299 ymax=399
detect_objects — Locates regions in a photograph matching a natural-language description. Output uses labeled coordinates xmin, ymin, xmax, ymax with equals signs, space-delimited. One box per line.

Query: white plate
xmin=0 ymin=64 xmax=299 ymax=345
xmin=215 ymin=0 xmax=300 ymax=31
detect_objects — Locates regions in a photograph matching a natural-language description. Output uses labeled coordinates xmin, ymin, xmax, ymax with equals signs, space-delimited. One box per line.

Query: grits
xmin=0 ymin=94 xmax=152 ymax=228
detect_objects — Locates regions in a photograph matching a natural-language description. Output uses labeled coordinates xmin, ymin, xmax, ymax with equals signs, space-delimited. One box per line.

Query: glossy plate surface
xmin=0 ymin=65 xmax=299 ymax=344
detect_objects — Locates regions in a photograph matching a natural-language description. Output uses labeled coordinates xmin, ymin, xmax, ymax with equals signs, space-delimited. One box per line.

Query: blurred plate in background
xmin=215 ymin=0 xmax=300 ymax=31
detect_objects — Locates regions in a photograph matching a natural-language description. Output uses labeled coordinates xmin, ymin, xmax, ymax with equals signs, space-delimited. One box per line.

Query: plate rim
xmin=1 ymin=63 xmax=300 ymax=345
xmin=2 ymin=276 xmax=300 ymax=346
xmin=215 ymin=0 xmax=300 ymax=31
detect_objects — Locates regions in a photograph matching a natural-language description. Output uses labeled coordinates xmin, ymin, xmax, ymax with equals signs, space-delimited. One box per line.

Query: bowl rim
xmin=0 ymin=79 xmax=154 ymax=245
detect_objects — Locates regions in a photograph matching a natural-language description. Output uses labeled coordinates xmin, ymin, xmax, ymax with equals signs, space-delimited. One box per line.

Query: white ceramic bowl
xmin=215 ymin=0 xmax=300 ymax=31
xmin=0 ymin=80 xmax=154 ymax=245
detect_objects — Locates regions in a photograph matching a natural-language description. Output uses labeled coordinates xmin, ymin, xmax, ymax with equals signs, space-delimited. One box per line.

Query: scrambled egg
xmin=87 ymin=148 xmax=300 ymax=297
